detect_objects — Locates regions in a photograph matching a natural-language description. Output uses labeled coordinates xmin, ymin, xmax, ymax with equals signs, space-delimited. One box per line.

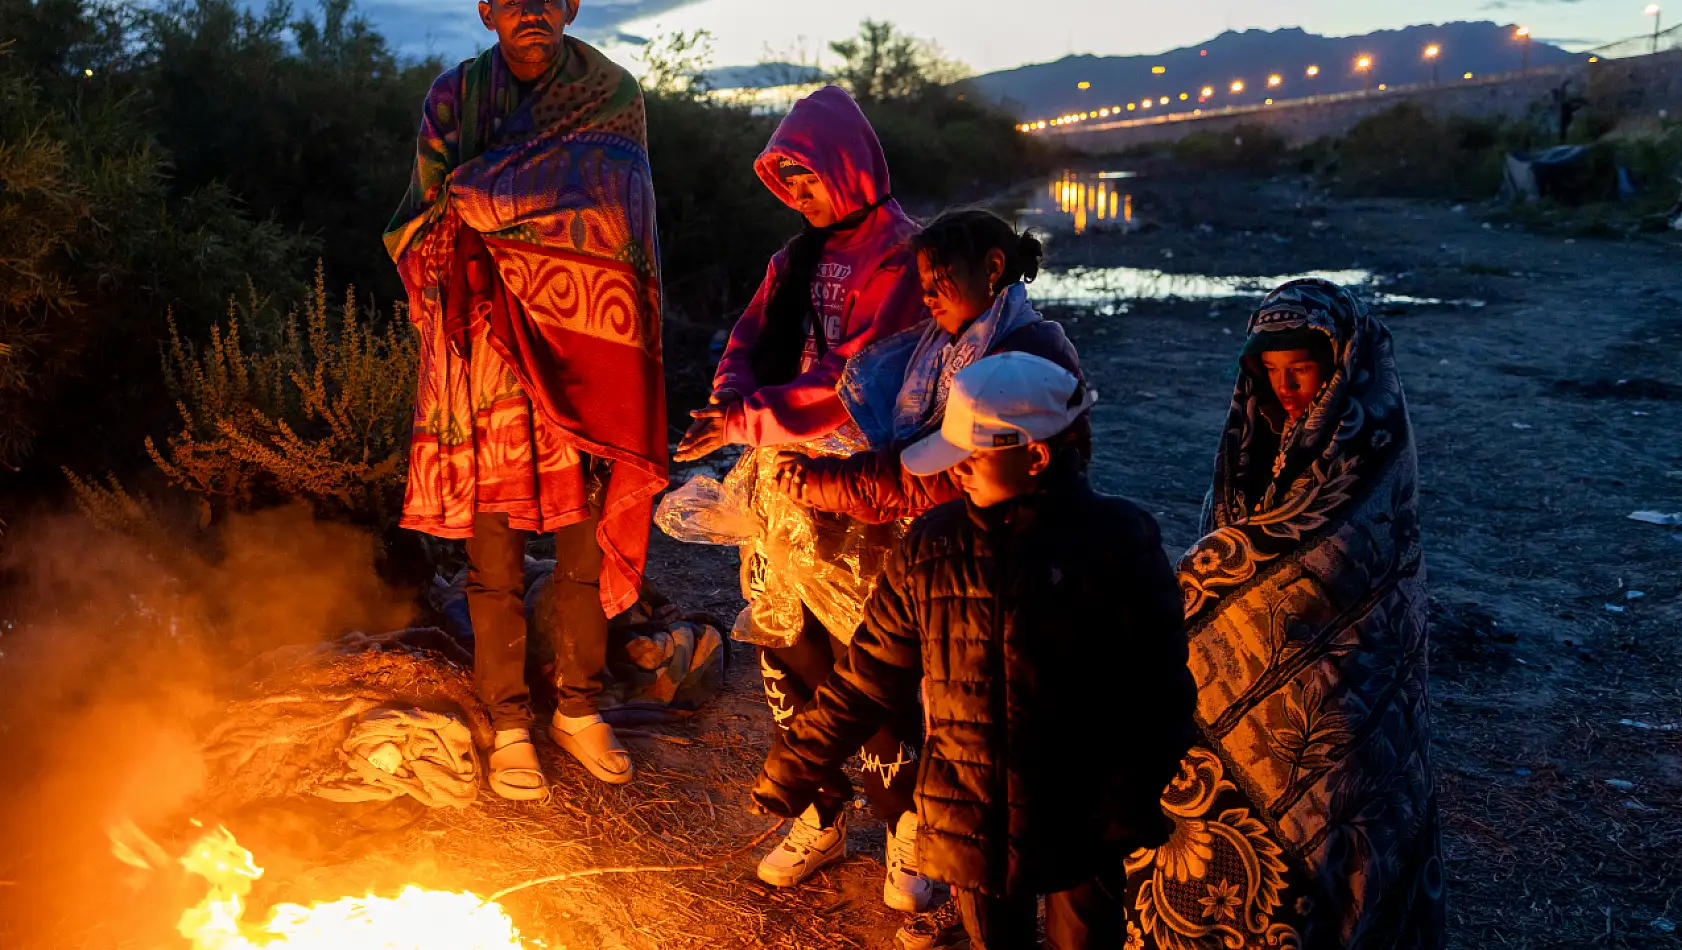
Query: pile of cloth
xmin=314 ymin=708 xmax=478 ymax=809
xmin=200 ymin=575 xmax=728 ymax=813
xmin=201 ymin=627 xmax=494 ymax=811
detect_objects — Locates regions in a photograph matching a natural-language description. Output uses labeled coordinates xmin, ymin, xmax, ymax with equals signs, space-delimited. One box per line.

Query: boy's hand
xmin=772 ymin=452 xmax=812 ymax=503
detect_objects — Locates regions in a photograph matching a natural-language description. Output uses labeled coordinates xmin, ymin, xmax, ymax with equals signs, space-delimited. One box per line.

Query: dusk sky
xmin=370 ymin=0 xmax=1665 ymax=72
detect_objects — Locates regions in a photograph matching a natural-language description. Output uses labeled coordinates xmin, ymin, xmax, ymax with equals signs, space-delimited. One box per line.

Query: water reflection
xmin=1031 ymin=266 xmax=1487 ymax=315
xmin=1033 ymin=170 xmax=1135 ymax=235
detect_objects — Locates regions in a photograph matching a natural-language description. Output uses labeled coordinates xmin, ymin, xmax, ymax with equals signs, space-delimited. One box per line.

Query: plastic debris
xmin=1654 ymin=918 xmax=1677 ymax=934
xmin=1628 ymin=511 xmax=1682 ymax=526
xmin=1626 ymin=590 xmax=1645 ymax=600
xmin=1605 ymin=604 xmax=1626 ymax=613
xmin=1619 ymin=719 xmax=1679 ymax=731
xmin=657 ymin=435 xmax=898 ymax=649
xmin=1511 ymin=422 xmax=1533 ymax=430
xmin=1606 ymin=779 xmax=1635 ymax=791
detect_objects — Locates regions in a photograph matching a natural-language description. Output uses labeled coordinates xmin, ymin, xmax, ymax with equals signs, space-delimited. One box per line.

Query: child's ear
xmin=1027 ymin=442 xmax=1053 ymax=477
xmin=985 ymin=248 xmax=1008 ymax=294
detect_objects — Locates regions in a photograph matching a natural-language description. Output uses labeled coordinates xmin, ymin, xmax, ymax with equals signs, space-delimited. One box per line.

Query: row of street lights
xmin=1018 ymin=8 xmax=1667 ymax=134
xmin=1019 ymin=46 xmax=1455 ymax=132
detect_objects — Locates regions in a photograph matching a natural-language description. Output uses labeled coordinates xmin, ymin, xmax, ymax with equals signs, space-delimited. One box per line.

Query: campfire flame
xmin=121 ymin=825 xmax=534 ymax=950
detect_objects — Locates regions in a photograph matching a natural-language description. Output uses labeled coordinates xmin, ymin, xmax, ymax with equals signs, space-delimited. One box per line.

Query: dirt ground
xmin=26 ymin=179 xmax=1680 ymax=950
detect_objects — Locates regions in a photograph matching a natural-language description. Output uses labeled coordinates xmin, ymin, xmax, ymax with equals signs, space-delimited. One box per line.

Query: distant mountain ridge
xmin=966 ymin=22 xmax=1583 ymax=121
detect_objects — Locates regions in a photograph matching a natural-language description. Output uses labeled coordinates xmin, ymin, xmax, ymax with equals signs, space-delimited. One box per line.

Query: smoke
xmin=0 ymin=505 xmax=415 ymax=947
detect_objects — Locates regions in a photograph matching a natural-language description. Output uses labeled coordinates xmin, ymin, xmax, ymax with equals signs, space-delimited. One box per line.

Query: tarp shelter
xmin=1499 ymin=145 xmax=1630 ymax=205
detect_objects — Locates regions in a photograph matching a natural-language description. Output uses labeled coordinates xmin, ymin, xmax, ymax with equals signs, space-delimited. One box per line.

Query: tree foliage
xmin=828 ymin=20 xmax=968 ymax=106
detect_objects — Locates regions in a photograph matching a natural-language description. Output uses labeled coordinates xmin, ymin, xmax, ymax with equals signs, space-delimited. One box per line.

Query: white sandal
xmin=548 ymin=716 xmax=633 ymax=785
xmin=487 ymin=730 xmax=548 ymax=801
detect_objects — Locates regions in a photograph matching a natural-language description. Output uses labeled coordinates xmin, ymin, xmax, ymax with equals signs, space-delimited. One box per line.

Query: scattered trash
xmin=1619 ymin=719 xmax=1679 ymax=732
xmin=1654 ymin=917 xmax=1677 ymax=934
xmin=1512 ymin=422 xmax=1533 ymax=429
xmin=1665 ymin=471 xmax=1682 ymax=480
xmin=1160 ymin=248 xmax=1175 ymax=260
xmin=1451 ymin=204 xmax=1467 ymax=213
xmin=1515 ymin=768 xmax=1533 ymax=776
xmin=1623 ymin=800 xmax=1649 ymax=810
xmin=1439 ymin=358 xmax=1450 ymax=365
xmin=1604 ymin=604 xmax=1626 ymax=613
xmin=1631 ymin=410 xmax=1650 ymax=416
xmin=1628 ymin=511 xmax=1682 ymax=526
xmin=1606 ymin=778 xmax=1635 ymax=791
xmin=1626 ymin=590 xmax=1645 ymax=600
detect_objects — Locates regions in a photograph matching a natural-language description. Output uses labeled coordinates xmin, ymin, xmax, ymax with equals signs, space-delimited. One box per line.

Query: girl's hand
xmin=675 ymin=408 xmax=730 ymax=462
xmin=673 ymin=392 xmax=742 ymax=462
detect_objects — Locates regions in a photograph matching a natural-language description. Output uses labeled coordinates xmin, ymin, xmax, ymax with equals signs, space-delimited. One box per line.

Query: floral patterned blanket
xmin=1123 ymin=280 xmax=1444 ymax=950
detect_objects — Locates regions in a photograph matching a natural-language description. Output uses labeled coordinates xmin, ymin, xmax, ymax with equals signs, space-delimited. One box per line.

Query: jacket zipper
xmin=987 ymin=512 xmax=1013 ymax=894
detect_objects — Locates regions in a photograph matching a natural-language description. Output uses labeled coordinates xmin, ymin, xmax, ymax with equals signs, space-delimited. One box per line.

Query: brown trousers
xmin=465 ymin=510 xmax=608 ymax=729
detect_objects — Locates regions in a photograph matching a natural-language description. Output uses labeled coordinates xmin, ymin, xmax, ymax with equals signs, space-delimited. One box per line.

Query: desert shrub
xmin=72 ymin=266 xmax=416 ymax=534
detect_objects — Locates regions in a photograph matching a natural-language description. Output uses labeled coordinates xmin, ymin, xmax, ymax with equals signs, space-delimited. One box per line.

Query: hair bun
xmin=1018 ymin=232 xmax=1044 ymax=283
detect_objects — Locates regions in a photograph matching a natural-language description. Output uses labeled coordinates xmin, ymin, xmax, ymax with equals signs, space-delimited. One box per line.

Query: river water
xmin=1014 ymin=169 xmax=1486 ymax=315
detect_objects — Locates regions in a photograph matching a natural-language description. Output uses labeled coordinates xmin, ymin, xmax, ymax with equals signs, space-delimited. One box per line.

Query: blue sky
xmin=373 ymin=0 xmax=1663 ymax=73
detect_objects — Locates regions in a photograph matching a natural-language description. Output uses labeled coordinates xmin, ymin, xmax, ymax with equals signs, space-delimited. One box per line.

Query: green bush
xmin=1169 ymin=123 xmax=1289 ymax=173
xmin=1329 ymin=104 xmax=1532 ymax=200
xmin=0 ymin=26 xmax=313 ymax=477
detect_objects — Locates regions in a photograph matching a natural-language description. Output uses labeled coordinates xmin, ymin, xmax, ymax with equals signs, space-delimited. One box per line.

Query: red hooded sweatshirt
xmin=712 ymin=85 xmax=926 ymax=447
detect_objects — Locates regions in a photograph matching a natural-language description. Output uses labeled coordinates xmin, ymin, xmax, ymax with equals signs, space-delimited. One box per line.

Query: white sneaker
xmin=883 ymin=811 xmax=936 ymax=912
xmin=758 ymin=804 xmax=848 ymax=887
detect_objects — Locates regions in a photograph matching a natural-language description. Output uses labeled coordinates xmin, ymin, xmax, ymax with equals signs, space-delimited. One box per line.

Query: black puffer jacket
xmin=754 ymin=470 xmax=1196 ymax=897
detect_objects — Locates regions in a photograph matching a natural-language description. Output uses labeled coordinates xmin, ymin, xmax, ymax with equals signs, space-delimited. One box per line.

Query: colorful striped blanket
xmin=385 ymin=39 xmax=665 ymax=617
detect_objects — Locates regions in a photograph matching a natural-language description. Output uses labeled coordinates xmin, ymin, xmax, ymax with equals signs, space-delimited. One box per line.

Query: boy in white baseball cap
xmin=751 ymin=352 xmax=1197 ymax=950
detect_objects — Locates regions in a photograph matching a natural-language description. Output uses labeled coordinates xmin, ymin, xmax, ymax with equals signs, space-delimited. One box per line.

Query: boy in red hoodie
xmin=674 ymin=85 xmax=932 ymax=910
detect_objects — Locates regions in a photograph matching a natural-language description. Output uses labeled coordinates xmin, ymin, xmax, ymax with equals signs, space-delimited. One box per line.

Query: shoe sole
xmin=756 ymin=846 xmax=846 ymax=888
xmin=883 ymin=879 xmax=934 ymax=913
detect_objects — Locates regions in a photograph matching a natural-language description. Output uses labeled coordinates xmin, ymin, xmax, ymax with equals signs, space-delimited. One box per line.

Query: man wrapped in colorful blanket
xmin=385 ymin=0 xmax=665 ymax=798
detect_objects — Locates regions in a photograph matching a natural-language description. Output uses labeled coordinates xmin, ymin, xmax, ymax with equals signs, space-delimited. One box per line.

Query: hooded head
xmin=755 ymin=85 xmax=892 ymax=222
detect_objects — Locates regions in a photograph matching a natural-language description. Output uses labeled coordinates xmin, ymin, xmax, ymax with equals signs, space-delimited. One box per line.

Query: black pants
xmin=465 ymin=510 xmax=608 ymax=729
xmin=956 ymin=876 xmax=1125 ymax=950
xmin=758 ymin=607 xmax=920 ymax=827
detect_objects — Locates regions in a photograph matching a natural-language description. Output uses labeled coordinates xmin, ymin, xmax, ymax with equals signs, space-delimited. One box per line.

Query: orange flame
xmin=120 ymin=826 xmax=536 ymax=950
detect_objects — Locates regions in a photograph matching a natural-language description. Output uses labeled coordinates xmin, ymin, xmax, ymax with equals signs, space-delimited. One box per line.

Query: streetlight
xmin=1424 ymin=44 xmax=1441 ymax=84
xmin=1306 ymin=65 xmax=1320 ymax=77
xmin=1516 ymin=26 xmax=1532 ymax=73
xmin=1355 ymin=55 xmax=1374 ymax=92
xmin=1230 ymin=80 xmax=1245 ymax=93
xmin=1201 ymin=85 xmax=1215 ymax=99
xmin=1268 ymin=74 xmax=1282 ymax=88
xmin=1648 ymin=5 xmax=1663 ymax=55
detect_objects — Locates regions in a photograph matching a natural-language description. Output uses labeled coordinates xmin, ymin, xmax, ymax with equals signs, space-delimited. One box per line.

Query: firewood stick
xmin=484 ymin=819 xmax=786 ymax=903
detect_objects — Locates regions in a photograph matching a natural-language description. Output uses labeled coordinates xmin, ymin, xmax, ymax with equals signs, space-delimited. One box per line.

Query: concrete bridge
xmin=1045 ymin=49 xmax=1682 ymax=152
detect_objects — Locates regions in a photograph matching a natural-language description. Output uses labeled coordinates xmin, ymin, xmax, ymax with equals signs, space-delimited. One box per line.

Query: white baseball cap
xmin=901 ymin=352 xmax=1098 ymax=477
